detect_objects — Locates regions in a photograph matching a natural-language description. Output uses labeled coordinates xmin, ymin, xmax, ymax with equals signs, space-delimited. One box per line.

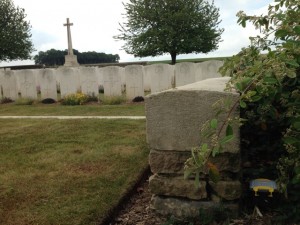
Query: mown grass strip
xmin=0 ymin=103 xmax=145 ymax=116
xmin=0 ymin=119 xmax=148 ymax=225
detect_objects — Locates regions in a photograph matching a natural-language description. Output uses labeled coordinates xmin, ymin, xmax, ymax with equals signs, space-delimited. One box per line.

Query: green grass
xmin=0 ymin=103 xmax=145 ymax=116
xmin=0 ymin=119 xmax=148 ymax=225
xmin=101 ymin=95 xmax=127 ymax=105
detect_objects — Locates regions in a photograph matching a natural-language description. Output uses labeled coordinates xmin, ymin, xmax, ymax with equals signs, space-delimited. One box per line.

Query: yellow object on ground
xmin=250 ymin=178 xmax=277 ymax=197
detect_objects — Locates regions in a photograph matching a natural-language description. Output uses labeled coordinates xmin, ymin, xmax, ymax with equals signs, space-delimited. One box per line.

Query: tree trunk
xmin=170 ymin=52 xmax=177 ymax=65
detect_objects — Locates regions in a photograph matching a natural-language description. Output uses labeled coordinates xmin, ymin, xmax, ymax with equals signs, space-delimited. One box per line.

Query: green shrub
xmin=220 ymin=0 xmax=300 ymax=193
xmin=61 ymin=93 xmax=89 ymax=105
xmin=101 ymin=96 xmax=126 ymax=105
xmin=15 ymin=98 xmax=34 ymax=105
xmin=185 ymin=0 xmax=299 ymax=222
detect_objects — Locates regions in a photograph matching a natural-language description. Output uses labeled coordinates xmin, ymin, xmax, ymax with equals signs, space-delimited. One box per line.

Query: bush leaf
xmin=226 ymin=125 xmax=233 ymax=136
xmin=220 ymin=135 xmax=234 ymax=145
xmin=210 ymin=119 xmax=218 ymax=129
xmin=207 ymin=162 xmax=220 ymax=183
xmin=240 ymin=100 xmax=247 ymax=108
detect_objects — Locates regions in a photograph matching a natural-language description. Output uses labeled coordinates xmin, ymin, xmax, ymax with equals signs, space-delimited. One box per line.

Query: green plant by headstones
xmin=61 ymin=93 xmax=89 ymax=105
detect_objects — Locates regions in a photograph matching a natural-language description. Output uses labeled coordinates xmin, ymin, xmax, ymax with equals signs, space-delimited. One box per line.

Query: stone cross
xmin=64 ymin=18 xmax=74 ymax=55
xmin=63 ymin=18 xmax=79 ymax=67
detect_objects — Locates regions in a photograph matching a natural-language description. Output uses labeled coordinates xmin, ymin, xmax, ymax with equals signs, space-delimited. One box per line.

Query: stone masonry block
xmin=209 ymin=181 xmax=242 ymax=201
xmin=145 ymin=77 xmax=240 ymax=152
xmin=149 ymin=174 xmax=207 ymax=200
xmin=149 ymin=150 xmax=240 ymax=174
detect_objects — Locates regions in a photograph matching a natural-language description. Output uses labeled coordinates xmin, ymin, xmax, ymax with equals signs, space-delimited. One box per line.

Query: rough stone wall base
xmin=145 ymin=78 xmax=241 ymax=219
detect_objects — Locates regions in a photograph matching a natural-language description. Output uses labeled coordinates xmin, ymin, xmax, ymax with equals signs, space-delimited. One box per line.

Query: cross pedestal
xmin=63 ymin=18 xmax=79 ymax=67
xmin=64 ymin=55 xmax=79 ymax=67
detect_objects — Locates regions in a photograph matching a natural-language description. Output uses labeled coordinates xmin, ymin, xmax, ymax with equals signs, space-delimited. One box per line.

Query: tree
xmin=34 ymin=49 xmax=120 ymax=66
xmin=33 ymin=49 xmax=65 ymax=66
xmin=115 ymin=0 xmax=223 ymax=64
xmin=0 ymin=0 xmax=34 ymax=61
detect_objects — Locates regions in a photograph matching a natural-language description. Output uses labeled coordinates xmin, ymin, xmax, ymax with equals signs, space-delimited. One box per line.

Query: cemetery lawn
xmin=0 ymin=103 xmax=145 ymax=116
xmin=0 ymin=119 xmax=148 ymax=225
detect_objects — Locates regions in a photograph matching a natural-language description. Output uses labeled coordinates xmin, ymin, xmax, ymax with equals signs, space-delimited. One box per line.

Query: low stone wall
xmin=0 ymin=61 xmax=223 ymax=101
xmin=145 ymin=77 xmax=241 ymax=218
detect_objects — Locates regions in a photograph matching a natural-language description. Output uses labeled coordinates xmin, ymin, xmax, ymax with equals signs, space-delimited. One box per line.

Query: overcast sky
xmin=1 ymin=0 xmax=273 ymax=66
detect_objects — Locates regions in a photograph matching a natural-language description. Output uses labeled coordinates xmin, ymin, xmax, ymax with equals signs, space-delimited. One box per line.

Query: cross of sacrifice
xmin=64 ymin=18 xmax=74 ymax=55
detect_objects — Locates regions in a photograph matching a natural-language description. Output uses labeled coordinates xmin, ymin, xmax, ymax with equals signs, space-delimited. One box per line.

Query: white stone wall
xmin=0 ymin=60 xmax=224 ymax=101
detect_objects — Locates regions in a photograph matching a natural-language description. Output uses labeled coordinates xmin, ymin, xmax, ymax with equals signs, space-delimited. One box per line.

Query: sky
xmin=0 ymin=0 xmax=274 ymax=67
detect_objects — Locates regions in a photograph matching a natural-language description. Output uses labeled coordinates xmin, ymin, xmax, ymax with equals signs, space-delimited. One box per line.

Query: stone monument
xmin=63 ymin=18 xmax=79 ymax=67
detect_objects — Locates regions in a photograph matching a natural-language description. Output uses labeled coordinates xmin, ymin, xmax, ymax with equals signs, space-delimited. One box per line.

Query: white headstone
xmin=96 ymin=67 xmax=104 ymax=92
xmin=17 ymin=70 xmax=37 ymax=99
xmin=125 ymin=65 xmax=144 ymax=99
xmin=52 ymin=68 xmax=61 ymax=85
xmin=103 ymin=66 xmax=122 ymax=96
xmin=0 ymin=69 xmax=4 ymax=98
xmin=0 ymin=70 xmax=18 ymax=100
xmin=195 ymin=60 xmax=223 ymax=81
xmin=38 ymin=69 xmax=58 ymax=100
xmin=145 ymin=64 xmax=173 ymax=94
xmin=34 ymin=69 xmax=40 ymax=88
xmin=143 ymin=68 xmax=151 ymax=92
xmin=79 ymin=67 xmax=99 ymax=96
xmin=58 ymin=67 xmax=80 ymax=97
xmin=175 ymin=62 xmax=196 ymax=87
xmin=120 ymin=67 xmax=126 ymax=92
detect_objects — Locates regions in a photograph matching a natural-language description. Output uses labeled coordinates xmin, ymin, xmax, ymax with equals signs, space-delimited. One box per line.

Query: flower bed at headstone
xmin=61 ymin=92 xmax=97 ymax=105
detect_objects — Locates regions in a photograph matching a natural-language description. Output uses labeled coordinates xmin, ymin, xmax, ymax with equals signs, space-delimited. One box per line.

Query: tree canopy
xmin=34 ymin=49 xmax=120 ymax=66
xmin=115 ymin=0 xmax=224 ymax=64
xmin=0 ymin=0 xmax=34 ymax=61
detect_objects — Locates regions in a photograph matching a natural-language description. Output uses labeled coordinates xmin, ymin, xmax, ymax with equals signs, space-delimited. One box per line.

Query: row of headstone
xmin=0 ymin=60 xmax=223 ymax=101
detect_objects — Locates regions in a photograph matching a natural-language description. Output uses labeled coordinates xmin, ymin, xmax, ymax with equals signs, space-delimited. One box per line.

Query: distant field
xmin=147 ymin=56 xmax=230 ymax=64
